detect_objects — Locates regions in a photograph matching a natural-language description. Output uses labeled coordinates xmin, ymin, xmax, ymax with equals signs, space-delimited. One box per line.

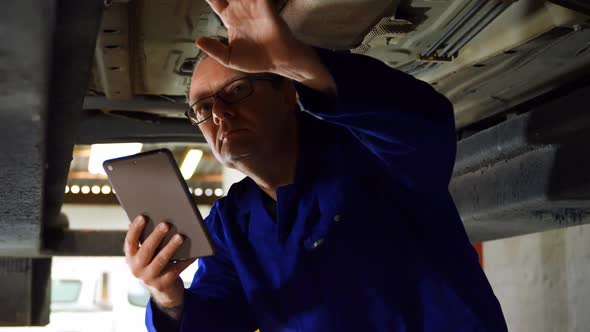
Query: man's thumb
xmin=196 ymin=37 xmax=230 ymax=66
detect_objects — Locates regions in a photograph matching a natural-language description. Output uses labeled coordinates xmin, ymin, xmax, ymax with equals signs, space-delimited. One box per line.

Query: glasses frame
xmin=185 ymin=74 xmax=279 ymax=126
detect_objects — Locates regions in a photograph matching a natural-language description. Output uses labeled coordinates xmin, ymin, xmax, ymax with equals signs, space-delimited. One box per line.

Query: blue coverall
xmin=146 ymin=48 xmax=507 ymax=331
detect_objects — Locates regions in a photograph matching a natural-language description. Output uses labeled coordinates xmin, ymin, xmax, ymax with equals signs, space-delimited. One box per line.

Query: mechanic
xmin=124 ymin=0 xmax=507 ymax=330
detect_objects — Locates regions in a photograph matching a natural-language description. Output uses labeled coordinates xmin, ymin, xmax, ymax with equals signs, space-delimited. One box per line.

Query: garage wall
xmin=483 ymin=224 xmax=590 ymax=332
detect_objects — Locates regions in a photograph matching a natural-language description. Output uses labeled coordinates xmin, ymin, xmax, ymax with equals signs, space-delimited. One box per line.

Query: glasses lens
xmin=192 ymin=97 xmax=214 ymax=122
xmin=221 ymin=79 xmax=253 ymax=103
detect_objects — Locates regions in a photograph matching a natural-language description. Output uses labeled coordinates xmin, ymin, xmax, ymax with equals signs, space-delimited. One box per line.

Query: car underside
xmin=1 ymin=0 xmax=589 ymax=325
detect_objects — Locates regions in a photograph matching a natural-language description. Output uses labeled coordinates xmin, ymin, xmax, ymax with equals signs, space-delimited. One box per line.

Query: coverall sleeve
xmin=295 ymin=48 xmax=457 ymax=191
xmin=145 ymin=204 xmax=258 ymax=332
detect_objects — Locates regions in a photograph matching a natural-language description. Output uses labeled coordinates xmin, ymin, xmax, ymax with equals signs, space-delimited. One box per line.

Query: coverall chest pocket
xmin=302 ymin=212 xmax=346 ymax=251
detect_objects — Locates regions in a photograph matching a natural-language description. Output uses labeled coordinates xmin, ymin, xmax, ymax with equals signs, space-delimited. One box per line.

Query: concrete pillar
xmin=483 ymin=224 xmax=590 ymax=331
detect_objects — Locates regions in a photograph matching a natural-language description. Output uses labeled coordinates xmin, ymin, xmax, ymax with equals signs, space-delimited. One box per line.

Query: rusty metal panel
xmin=437 ymin=27 xmax=590 ymax=129
xmin=130 ymin=0 xmax=219 ymax=96
xmin=281 ymin=0 xmax=398 ymax=49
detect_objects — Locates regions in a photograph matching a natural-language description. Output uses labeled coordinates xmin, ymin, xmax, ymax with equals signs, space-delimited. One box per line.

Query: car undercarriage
xmin=1 ymin=0 xmax=589 ymax=326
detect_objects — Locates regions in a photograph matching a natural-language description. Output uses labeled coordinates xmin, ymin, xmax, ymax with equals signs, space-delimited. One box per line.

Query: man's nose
xmin=211 ymin=97 xmax=235 ymax=126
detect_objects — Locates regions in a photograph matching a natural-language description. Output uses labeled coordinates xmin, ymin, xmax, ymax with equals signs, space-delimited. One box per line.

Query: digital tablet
xmin=103 ymin=148 xmax=215 ymax=261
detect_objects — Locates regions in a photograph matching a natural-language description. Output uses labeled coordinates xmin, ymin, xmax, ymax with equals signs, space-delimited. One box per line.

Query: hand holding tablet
xmin=103 ymin=148 xmax=215 ymax=261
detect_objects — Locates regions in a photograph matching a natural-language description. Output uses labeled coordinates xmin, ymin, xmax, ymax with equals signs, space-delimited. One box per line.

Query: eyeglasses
xmin=185 ymin=74 xmax=278 ymax=126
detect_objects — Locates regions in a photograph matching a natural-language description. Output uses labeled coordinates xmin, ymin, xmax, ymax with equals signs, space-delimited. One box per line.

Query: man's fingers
xmin=196 ymin=36 xmax=230 ymax=67
xmin=144 ymin=233 xmax=185 ymax=278
xmin=124 ymin=215 xmax=145 ymax=257
xmin=205 ymin=0 xmax=229 ymax=17
xmin=135 ymin=222 xmax=170 ymax=265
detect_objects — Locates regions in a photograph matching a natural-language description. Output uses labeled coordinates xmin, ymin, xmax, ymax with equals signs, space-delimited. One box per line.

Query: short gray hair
xmin=185 ymin=36 xmax=229 ymax=105
xmin=185 ymin=36 xmax=284 ymax=105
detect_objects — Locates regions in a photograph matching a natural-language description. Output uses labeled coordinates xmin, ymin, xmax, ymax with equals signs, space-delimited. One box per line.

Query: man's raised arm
xmin=294 ymin=48 xmax=456 ymax=191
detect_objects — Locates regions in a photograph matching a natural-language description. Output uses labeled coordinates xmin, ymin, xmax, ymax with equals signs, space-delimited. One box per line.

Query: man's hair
xmin=185 ymin=36 xmax=284 ymax=105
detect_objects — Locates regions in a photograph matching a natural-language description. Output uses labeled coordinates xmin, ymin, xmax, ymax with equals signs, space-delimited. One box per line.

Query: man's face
xmin=189 ymin=57 xmax=296 ymax=168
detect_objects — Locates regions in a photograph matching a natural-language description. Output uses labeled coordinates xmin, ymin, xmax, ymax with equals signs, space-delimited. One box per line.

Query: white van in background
xmin=0 ymin=257 xmax=117 ymax=332
xmin=0 ymin=257 xmax=198 ymax=332
xmin=112 ymin=260 xmax=198 ymax=332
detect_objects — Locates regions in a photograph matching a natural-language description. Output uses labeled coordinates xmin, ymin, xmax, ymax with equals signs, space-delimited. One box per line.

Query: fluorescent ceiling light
xmin=180 ymin=149 xmax=203 ymax=180
xmin=88 ymin=143 xmax=143 ymax=175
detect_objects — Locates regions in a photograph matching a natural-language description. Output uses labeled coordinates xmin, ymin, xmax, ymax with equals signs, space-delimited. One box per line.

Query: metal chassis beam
xmin=44 ymin=229 xmax=127 ymax=257
xmin=0 ymin=0 xmax=103 ymax=326
xmin=451 ymin=83 xmax=590 ymax=242
xmin=76 ymin=110 xmax=204 ymax=144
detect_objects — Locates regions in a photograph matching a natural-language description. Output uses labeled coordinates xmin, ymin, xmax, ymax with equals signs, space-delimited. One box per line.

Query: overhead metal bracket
xmin=417 ymin=53 xmax=454 ymax=62
xmin=95 ymin=1 xmax=133 ymax=99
